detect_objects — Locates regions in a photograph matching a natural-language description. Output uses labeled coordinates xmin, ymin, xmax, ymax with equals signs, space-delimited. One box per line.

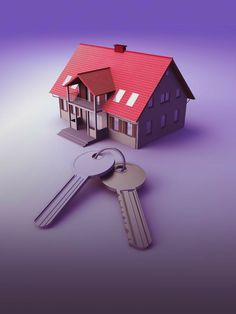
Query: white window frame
xmin=146 ymin=120 xmax=152 ymax=135
xmin=114 ymin=117 xmax=119 ymax=131
xmin=96 ymin=95 xmax=100 ymax=105
xmin=127 ymin=122 xmax=133 ymax=136
xmin=161 ymin=114 xmax=167 ymax=128
xmin=113 ymin=89 xmax=126 ymax=103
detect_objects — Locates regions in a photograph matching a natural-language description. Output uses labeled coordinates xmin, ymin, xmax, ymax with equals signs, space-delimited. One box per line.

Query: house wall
xmin=59 ymin=98 xmax=70 ymax=121
xmin=137 ymin=66 xmax=187 ymax=148
xmin=107 ymin=114 xmax=137 ymax=148
xmin=79 ymin=82 xmax=87 ymax=99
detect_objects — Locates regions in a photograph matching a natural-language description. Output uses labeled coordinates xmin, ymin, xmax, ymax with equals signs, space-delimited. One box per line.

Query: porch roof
xmin=66 ymin=67 xmax=115 ymax=96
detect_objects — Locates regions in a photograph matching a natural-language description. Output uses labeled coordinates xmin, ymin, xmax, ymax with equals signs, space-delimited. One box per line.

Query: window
xmin=89 ymin=112 xmax=95 ymax=129
xmin=174 ymin=109 xmax=179 ymax=122
xmin=62 ymin=75 xmax=72 ymax=86
xmin=70 ymin=84 xmax=78 ymax=90
xmin=161 ymin=115 xmax=167 ymax=128
xmin=160 ymin=93 xmax=165 ymax=103
xmin=113 ymin=89 xmax=126 ymax=103
xmin=165 ymin=70 xmax=169 ymax=76
xmin=165 ymin=92 xmax=170 ymax=102
xmin=148 ymin=97 xmax=153 ymax=108
xmin=146 ymin=120 xmax=152 ymax=135
xmin=176 ymin=88 xmax=181 ymax=98
xmin=87 ymin=88 xmax=91 ymax=101
xmin=70 ymin=105 xmax=76 ymax=114
xmin=160 ymin=92 xmax=170 ymax=103
xmin=96 ymin=96 xmax=100 ymax=105
xmin=62 ymin=100 xmax=67 ymax=111
xmin=114 ymin=117 xmax=119 ymax=131
xmin=126 ymin=93 xmax=139 ymax=107
xmin=127 ymin=122 xmax=133 ymax=136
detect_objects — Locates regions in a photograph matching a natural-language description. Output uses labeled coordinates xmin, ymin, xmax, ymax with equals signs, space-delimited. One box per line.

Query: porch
xmin=68 ymin=94 xmax=102 ymax=112
xmin=58 ymin=126 xmax=108 ymax=147
xmin=58 ymin=127 xmax=96 ymax=147
xmin=58 ymin=67 xmax=115 ymax=145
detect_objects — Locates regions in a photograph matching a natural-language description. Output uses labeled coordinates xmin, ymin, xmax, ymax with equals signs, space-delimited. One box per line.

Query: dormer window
xmin=126 ymin=93 xmax=139 ymax=107
xmin=113 ymin=89 xmax=126 ymax=103
xmin=62 ymin=75 xmax=72 ymax=86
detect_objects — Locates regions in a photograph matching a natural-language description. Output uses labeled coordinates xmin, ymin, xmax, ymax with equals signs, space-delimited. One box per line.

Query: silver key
xmin=35 ymin=151 xmax=115 ymax=228
xmin=102 ymin=162 xmax=152 ymax=249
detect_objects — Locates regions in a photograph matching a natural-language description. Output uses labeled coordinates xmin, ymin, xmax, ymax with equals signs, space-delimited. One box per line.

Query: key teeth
xmin=118 ymin=190 xmax=152 ymax=250
xmin=118 ymin=193 xmax=135 ymax=246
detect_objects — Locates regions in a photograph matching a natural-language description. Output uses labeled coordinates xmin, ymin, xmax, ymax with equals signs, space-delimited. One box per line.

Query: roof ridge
xmin=80 ymin=43 xmax=173 ymax=60
xmin=78 ymin=67 xmax=110 ymax=75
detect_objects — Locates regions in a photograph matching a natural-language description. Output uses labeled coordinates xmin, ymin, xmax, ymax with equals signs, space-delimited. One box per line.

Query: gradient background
xmin=0 ymin=1 xmax=236 ymax=313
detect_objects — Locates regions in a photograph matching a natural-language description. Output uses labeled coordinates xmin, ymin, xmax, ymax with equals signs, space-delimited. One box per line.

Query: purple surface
xmin=0 ymin=1 xmax=236 ymax=313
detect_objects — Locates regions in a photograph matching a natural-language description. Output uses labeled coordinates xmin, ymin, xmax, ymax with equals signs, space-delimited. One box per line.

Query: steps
xmin=58 ymin=128 xmax=96 ymax=147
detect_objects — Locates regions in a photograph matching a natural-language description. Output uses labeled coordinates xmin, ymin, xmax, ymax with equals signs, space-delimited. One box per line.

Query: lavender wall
xmin=1 ymin=1 xmax=236 ymax=314
xmin=1 ymin=0 xmax=235 ymax=39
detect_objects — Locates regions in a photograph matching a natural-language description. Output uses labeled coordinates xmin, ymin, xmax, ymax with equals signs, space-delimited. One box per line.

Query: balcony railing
xmin=67 ymin=94 xmax=102 ymax=112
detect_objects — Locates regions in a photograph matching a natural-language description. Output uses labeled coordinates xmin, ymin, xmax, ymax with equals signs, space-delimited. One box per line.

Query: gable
xmin=170 ymin=61 xmax=195 ymax=99
xmin=66 ymin=67 xmax=115 ymax=96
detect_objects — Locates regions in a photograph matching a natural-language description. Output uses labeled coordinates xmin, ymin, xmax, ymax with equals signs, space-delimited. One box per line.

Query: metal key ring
xmin=94 ymin=147 xmax=126 ymax=172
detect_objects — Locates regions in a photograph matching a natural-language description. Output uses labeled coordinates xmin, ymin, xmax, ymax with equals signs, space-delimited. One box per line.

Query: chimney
xmin=114 ymin=44 xmax=127 ymax=53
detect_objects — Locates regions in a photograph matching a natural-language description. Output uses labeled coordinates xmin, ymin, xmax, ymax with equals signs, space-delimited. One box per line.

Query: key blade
xmin=118 ymin=189 xmax=152 ymax=249
xmin=34 ymin=175 xmax=87 ymax=228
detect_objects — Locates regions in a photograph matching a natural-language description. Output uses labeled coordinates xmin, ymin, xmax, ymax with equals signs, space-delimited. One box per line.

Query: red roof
xmin=50 ymin=43 xmax=194 ymax=122
xmin=66 ymin=67 xmax=115 ymax=96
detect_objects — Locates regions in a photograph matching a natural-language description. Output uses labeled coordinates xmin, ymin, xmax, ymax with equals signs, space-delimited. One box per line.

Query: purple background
xmin=1 ymin=1 xmax=236 ymax=313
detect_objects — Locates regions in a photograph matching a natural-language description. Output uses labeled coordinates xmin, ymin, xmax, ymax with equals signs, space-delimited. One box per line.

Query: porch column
xmin=66 ymin=86 xmax=70 ymax=102
xmin=67 ymin=86 xmax=72 ymax=127
xmin=94 ymin=96 xmax=98 ymax=139
xmin=86 ymin=111 xmax=89 ymax=135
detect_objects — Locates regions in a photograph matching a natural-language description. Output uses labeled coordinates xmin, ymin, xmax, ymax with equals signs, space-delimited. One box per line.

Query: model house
xmin=50 ymin=43 xmax=195 ymax=148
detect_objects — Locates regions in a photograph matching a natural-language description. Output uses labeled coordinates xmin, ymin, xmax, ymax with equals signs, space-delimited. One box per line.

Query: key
xmin=102 ymin=162 xmax=152 ymax=249
xmin=35 ymin=151 xmax=115 ymax=228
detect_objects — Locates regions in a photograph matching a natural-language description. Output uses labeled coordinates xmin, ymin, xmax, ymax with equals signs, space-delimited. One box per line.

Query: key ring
xmin=94 ymin=147 xmax=126 ymax=172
